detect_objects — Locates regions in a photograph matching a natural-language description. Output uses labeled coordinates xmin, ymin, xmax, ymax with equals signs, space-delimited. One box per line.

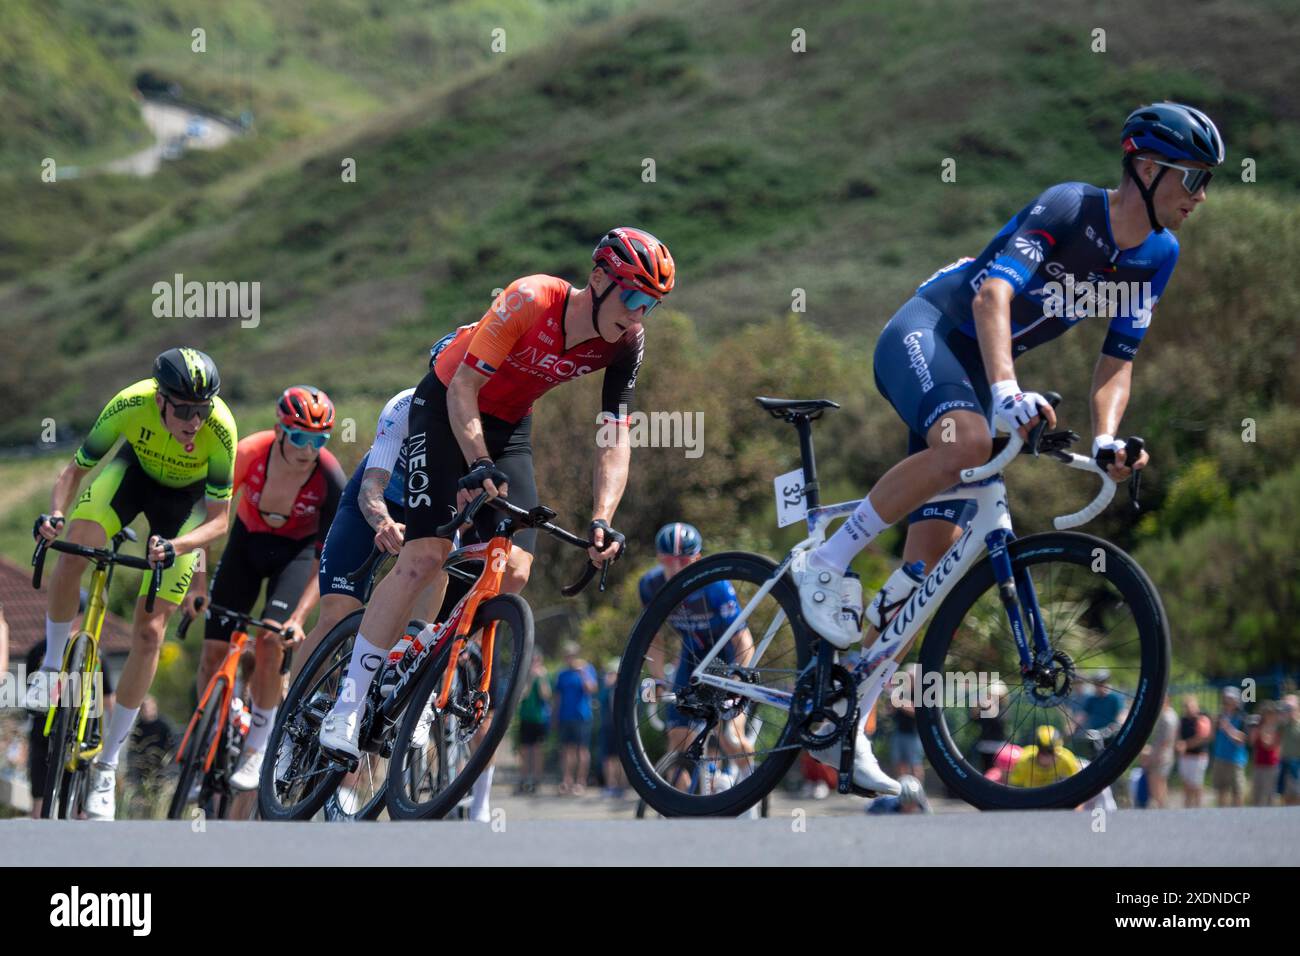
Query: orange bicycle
xmin=259 ymin=492 xmax=609 ymax=821
xmin=166 ymin=598 xmax=293 ymax=819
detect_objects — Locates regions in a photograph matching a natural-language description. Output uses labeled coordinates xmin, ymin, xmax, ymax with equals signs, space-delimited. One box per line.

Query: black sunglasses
xmin=163 ymin=395 xmax=213 ymax=422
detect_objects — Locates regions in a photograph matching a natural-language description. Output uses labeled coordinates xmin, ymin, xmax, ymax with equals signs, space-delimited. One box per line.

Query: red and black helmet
xmin=276 ymin=385 xmax=335 ymax=432
xmin=592 ymin=227 xmax=676 ymax=298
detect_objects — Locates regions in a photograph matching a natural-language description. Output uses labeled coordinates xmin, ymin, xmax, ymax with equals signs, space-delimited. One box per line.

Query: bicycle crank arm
xmin=837 ymin=701 xmax=860 ymax=795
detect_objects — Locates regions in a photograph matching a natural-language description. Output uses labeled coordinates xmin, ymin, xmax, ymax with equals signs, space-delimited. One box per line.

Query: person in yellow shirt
xmin=1008 ymin=725 xmax=1082 ymax=788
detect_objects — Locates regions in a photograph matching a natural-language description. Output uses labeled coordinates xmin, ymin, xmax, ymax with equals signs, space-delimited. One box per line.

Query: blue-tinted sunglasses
xmin=283 ymin=427 xmax=330 ymax=449
xmin=618 ymin=287 xmax=660 ymax=316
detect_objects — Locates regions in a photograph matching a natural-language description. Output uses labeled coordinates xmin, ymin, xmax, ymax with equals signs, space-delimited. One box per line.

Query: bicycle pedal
xmin=322 ymin=750 xmax=359 ymax=774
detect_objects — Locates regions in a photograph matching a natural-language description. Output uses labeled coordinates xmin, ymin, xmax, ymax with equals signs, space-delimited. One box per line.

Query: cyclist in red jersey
xmin=320 ymin=227 xmax=676 ymax=766
xmin=193 ymin=386 xmax=346 ymax=790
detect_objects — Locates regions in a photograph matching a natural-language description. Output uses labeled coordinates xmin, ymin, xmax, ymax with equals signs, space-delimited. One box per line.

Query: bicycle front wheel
xmin=40 ymin=635 xmax=91 ymax=820
xmin=168 ymin=682 xmax=224 ymax=820
xmin=917 ymin=531 xmax=1170 ymax=810
xmin=616 ymin=551 xmax=813 ymax=817
xmin=386 ymin=594 xmax=533 ymax=820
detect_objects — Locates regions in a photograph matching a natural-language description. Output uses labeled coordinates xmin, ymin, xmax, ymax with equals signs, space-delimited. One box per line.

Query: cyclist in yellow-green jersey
xmin=29 ymin=348 xmax=237 ymax=821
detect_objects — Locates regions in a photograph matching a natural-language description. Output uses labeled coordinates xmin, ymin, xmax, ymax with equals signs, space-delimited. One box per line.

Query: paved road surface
xmin=5 ymin=808 xmax=1294 ymax=866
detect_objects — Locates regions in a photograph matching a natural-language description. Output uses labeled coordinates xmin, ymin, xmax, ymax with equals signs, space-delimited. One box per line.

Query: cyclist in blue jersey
xmin=789 ymin=103 xmax=1225 ymax=794
xmin=298 ymin=336 xmax=460 ymax=673
xmin=639 ymin=523 xmax=756 ymax=782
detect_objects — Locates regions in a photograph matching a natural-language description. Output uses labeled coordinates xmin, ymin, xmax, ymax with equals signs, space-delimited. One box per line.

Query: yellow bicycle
xmin=31 ymin=528 xmax=161 ymax=819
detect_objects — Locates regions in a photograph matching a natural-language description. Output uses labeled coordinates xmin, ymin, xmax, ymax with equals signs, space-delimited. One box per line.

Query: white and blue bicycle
xmin=615 ymin=395 xmax=1169 ymax=815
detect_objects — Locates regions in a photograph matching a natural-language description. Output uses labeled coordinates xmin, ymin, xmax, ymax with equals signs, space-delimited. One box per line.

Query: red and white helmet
xmin=276 ymin=385 xmax=335 ymax=432
xmin=592 ymin=227 xmax=676 ymax=298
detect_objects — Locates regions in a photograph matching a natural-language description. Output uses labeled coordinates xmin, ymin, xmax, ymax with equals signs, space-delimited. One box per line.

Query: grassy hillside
xmin=1 ymin=0 xmax=1298 ymax=672
xmin=0 ymin=0 xmax=643 ymax=279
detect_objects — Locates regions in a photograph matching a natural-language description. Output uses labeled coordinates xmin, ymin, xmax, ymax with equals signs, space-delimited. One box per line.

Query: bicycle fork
xmin=985 ymin=530 xmax=1051 ymax=672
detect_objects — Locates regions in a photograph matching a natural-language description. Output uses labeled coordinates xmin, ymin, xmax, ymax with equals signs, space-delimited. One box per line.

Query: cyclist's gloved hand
xmin=457 ymin=457 xmax=509 ymax=498
xmin=991 ymin=380 xmax=1050 ymax=434
xmin=148 ymin=535 xmax=176 ymax=569
xmin=1092 ymin=434 xmax=1127 ymax=463
xmin=588 ymin=518 xmax=626 ymax=565
xmin=34 ymin=513 xmax=65 ymax=542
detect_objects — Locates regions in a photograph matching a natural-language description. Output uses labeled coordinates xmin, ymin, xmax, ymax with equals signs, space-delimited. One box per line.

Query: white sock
xmin=100 ymin=704 xmax=140 ymax=767
xmin=814 ymin=496 xmax=891 ymax=572
xmin=42 ymin=618 xmax=73 ymax=670
xmin=245 ymin=705 xmax=276 ymax=754
xmin=333 ymin=634 xmax=386 ymax=716
xmin=470 ymin=764 xmax=495 ymax=823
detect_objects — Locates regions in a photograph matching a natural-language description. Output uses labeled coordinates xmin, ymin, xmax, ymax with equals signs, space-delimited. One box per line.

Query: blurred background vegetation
xmin=1 ymin=0 xmax=1296 ymax=722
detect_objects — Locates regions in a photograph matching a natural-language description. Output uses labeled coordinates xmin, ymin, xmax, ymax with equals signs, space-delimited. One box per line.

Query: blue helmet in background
xmin=655 ymin=522 xmax=702 ymax=556
xmin=1121 ymin=102 xmax=1225 ymax=166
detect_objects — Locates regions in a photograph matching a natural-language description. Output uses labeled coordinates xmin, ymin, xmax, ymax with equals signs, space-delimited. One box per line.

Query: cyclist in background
xmin=199 ymin=386 xmax=345 ymax=791
xmin=320 ymin=228 xmax=674 ymax=765
xmin=789 ymin=103 xmax=1223 ymax=795
xmin=301 ymin=339 xmax=456 ymax=675
xmin=30 ymin=348 xmax=236 ymax=820
xmin=639 ymin=522 xmax=756 ymax=785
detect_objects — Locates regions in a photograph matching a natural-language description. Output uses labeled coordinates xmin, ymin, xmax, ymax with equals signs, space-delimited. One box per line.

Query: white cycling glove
xmin=990 ymin=380 xmax=1048 ymax=433
xmin=1092 ymin=434 xmax=1127 ymax=461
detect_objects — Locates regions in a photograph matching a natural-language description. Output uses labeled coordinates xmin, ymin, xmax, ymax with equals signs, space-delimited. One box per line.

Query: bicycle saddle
xmin=754 ymin=397 xmax=840 ymax=419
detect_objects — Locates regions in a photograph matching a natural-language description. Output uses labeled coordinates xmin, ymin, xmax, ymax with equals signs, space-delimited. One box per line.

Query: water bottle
xmin=380 ymin=622 xmax=439 ymax=696
xmin=867 ymin=561 xmax=927 ymax=630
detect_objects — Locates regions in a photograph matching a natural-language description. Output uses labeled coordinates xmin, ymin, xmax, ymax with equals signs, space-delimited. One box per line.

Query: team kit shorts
xmin=69 ymin=446 xmax=206 ymax=605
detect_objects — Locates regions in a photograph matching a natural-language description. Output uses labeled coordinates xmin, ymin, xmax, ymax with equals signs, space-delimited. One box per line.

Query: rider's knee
xmin=504 ymin=553 xmax=533 ymax=593
xmin=133 ymin=618 xmax=168 ymax=652
xmin=930 ymin=426 xmax=992 ymax=476
xmin=394 ymin=537 xmax=450 ymax=582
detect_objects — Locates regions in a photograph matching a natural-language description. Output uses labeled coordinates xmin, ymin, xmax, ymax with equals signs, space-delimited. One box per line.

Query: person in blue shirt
xmin=639 ymin=523 xmax=755 ymax=790
xmin=554 ymin=642 xmax=598 ymax=795
xmin=787 ymin=103 xmax=1225 ymax=797
xmin=1211 ymin=686 xmax=1249 ymax=807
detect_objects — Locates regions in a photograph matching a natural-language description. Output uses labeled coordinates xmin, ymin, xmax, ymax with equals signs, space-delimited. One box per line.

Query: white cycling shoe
xmin=811 ymin=730 xmax=902 ymax=796
xmin=790 ymin=550 xmax=860 ymax=649
xmin=84 ymin=762 xmax=117 ymax=821
xmin=319 ymin=707 xmax=362 ymax=761
xmin=229 ymin=748 xmax=264 ymax=791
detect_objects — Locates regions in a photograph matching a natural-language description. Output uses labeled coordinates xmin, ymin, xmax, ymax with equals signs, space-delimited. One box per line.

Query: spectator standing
xmin=516 ymin=657 xmax=551 ymax=794
xmin=553 ymin=642 xmax=597 ymax=795
xmin=1211 ymin=686 xmax=1248 ymax=807
xmin=891 ymin=665 xmax=924 ymax=780
xmin=1075 ymin=669 xmax=1127 ymax=751
xmin=972 ymin=680 xmax=1009 ymax=773
xmin=1278 ymin=696 xmax=1300 ymax=807
xmin=1142 ymin=695 xmax=1178 ymax=808
xmin=1249 ymin=705 xmax=1281 ymax=807
xmin=1176 ymin=695 xmax=1212 ymax=808
xmin=597 ymin=659 xmax=625 ymax=797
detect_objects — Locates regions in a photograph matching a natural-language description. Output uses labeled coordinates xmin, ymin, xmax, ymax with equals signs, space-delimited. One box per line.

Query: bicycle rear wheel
xmin=917 ymin=532 xmax=1169 ymax=810
xmin=616 ymin=552 xmax=812 ymax=817
xmin=168 ymin=682 xmax=224 ymax=820
xmin=386 ymin=594 xmax=533 ymax=820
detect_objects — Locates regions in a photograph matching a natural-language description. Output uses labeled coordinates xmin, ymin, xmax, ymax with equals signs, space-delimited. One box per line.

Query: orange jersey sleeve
xmin=459 ymin=276 xmax=567 ymax=377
